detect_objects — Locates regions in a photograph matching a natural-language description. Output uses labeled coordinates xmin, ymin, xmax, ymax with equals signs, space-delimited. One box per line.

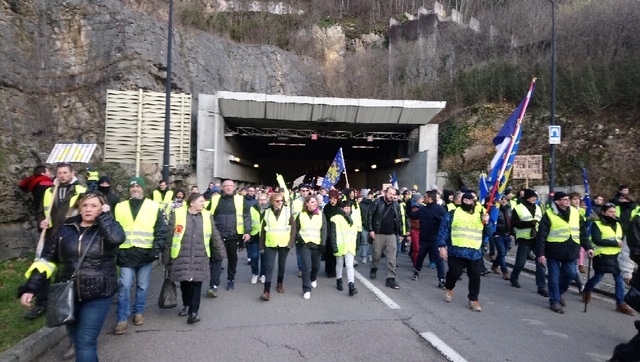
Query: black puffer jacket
xmin=22 ymin=213 xmax=125 ymax=301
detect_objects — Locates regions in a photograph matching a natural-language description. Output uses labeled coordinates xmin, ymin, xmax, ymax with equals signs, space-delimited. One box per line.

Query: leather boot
xmin=62 ymin=341 xmax=75 ymax=360
xmin=276 ymin=283 xmax=284 ymax=293
xmin=336 ymin=278 xmax=343 ymax=291
xmin=348 ymin=282 xmax=358 ymax=296
xmin=582 ymin=291 xmax=592 ymax=304
xmin=617 ymin=303 xmax=636 ymax=316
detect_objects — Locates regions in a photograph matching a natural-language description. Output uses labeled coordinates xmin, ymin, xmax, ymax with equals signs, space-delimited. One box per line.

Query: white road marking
xmin=354 ymin=271 xmax=401 ymax=309
xmin=542 ymin=330 xmax=569 ymax=338
xmin=420 ymin=332 xmax=469 ymax=362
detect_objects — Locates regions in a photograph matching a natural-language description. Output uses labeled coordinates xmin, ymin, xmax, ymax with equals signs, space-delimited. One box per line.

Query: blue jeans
xmin=359 ymin=229 xmax=371 ymax=259
xmin=67 ymin=296 xmax=112 ymax=362
xmin=585 ymin=270 xmax=626 ymax=304
xmin=117 ymin=262 xmax=153 ymax=322
xmin=247 ymin=236 xmax=260 ymax=275
xmin=547 ymin=258 xmax=576 ymax=305
xmin=511 ymin=242 xmax=547 ymax=290
xmin=491 ymin=235 xmax=511 ymax=273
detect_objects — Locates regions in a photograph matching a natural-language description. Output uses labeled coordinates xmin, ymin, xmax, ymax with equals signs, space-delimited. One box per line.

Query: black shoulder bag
xmin=46 ymin=230 xmax=98 ymax=328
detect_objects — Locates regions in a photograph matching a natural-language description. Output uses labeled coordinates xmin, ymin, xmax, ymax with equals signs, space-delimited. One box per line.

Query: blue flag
xmin=582 ymin=168 xmax=593 ymax=233
xmin=480 ymin=79 xmax=536 ymax=230
xmin=321 ymin=148 xmax=345 ymax=190
xmin=391 ymin=171 xmax=398 ymax=189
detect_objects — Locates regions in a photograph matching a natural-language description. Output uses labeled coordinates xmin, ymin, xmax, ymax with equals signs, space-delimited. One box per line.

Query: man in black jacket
xmin=358 ymin=189 xmax=374 ymax=264
xmin=368 ymin=187 xmax=403 ymax=289
xmin=407 ymin=190 xmax=447 ymax=288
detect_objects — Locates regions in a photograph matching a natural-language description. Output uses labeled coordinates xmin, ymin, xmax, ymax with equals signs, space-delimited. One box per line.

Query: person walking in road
xmin=19 ymin=165 xmax=53 ymax=215
xmin=582 ymin=203 xmax=635 ymax=316
xmin=368 ymin=187 xmax=403 ymax=289
xmin=97 ymin=176 xmax=120 ymax=212
xmin=407 ymin=190 xmax=447 ymax=289
xmin=248 ymin=192 xmax=269 ymax=284
xmin=114 ymin=177 xmax=167 ymax=334
xmin=490 ymin=196 xmax=513 ymax=282
xmin=358 ymin=189 xmax=374 ymax=264
xmin=20 ymin=191 xmax=125 ymax=362
xmin=510 ymin=189 xmax=548 ymax=296
xmin=323 ymin=190 xmax=341 ymax=278
xmin=296 ymin=195 xmax=327 ymax=299
xmin=437 ymin=192 xmax=490 ymax=312
xmin=206 ymin=179 xmax=251 ymax=296
xmin=330 ymin=200 xmax=358 ymax=296
xmin=168 ymin=193 xmax=226 ymax=324
xmin=152 ymin=180 xmax=174 ymax=216
xmin=536 ymin=191 xmax=593 ymax=314
xmin=259 ymin=193 xmax=296 ymax=301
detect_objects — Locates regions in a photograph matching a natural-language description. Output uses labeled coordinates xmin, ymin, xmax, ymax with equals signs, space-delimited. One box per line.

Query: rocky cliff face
xmin=0 ymin=0 xmax=325 ymax=260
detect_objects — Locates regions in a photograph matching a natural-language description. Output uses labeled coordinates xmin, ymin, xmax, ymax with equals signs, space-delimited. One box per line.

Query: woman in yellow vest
xmin=259 ymin=193 xmax=296 ymax=301
xmin=330 ymin=201 xmax=359 ymax=296
xmin=582 ymin=203 xmax=635 ymax=316
xmin=295 ymin=195 xmax=327 ymax=300
xmin=167 ymin=193 xmax=226 ymax=324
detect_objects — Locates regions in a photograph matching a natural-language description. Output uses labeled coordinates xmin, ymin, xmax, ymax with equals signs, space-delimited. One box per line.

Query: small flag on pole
xmin=321 ymin=148 xmax=346 ymax=190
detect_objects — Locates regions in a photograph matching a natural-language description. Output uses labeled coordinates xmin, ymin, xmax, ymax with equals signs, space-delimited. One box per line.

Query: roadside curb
xmin=0 ymin=326 xmax=66 ymax=362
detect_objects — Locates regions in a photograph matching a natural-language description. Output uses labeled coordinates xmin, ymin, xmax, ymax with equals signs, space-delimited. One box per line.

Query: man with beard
xmin=368 ymin=187 xmax=403 ymax=289
xmin=438 ymin=192 xmax=490 ymax=312
xmin=114 ymin=177 xmax=167 ymax=334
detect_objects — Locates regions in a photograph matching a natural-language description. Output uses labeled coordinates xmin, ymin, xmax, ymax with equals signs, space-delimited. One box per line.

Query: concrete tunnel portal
xmin=197 ymin=92 xmax=446 ymax=190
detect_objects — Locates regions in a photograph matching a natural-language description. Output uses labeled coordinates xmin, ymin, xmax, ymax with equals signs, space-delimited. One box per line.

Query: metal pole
xmin=162 ymin=0 xmax=174 ymax=181
xmin=549 ymin=0 xmax=556 ymax=195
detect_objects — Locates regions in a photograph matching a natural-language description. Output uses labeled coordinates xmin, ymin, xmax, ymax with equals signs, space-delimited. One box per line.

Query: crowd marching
xmin=16 ymin=164 xmax=640 ymax=361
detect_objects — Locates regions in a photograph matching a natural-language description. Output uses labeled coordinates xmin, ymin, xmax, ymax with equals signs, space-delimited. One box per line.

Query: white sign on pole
xmin=549 ymin=126 xmax=561 ymax=144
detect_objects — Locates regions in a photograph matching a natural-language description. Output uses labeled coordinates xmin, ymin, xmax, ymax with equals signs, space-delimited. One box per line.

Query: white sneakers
xmin=311 ymin=280 xmax=317 ymax=288
xmin=303 ymin=292 xmax=311 ymax=300
xmin=259 ymin=275 xmax=266 ymax=284
xmin=251 ymin=274 xmax=259 ymax=284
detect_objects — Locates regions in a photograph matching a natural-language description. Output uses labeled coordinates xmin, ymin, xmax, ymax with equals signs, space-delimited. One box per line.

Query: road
xmin=37 ymin=249 xmax=635 ymax=362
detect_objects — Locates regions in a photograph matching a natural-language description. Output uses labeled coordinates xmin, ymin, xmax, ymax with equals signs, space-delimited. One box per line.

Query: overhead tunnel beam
xmin=225 ymin=126 xmax=413 ymax=141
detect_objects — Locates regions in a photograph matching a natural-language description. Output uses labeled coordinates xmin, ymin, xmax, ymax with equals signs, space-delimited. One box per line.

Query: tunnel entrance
xmin=197 ymin=92 xmax=445 ymax=190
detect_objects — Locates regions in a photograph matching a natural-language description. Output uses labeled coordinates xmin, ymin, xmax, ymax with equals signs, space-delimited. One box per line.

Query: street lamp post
xmin=162 ymin=0 xmax=174 ymax=181
xmin=549 ymin=0 xmax=556 ymax=195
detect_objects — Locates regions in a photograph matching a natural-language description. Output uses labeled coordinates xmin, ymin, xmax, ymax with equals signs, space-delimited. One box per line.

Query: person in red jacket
xmin=19 ymin=165 xmax=53 ymax=216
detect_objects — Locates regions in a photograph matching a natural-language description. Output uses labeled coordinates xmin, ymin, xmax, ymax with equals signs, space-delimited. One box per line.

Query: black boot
xmin=336 ymin=278 xmax=343 ymax=291
xmin=370 ymin=268 xmax=377 ymax=279
xmin=187 ymin=313 xmax=201 ymax=324
xmin=348 ymin=282 xmax=358 ymax=296
xmin=178 ymin=306 xmax=189 ymax=316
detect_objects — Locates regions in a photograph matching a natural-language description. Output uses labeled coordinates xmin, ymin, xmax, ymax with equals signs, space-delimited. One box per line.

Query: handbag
xmin=158 ymin=268 xmax=177 ymax=309
xmin=46 ymin=231 xmax=98 ymax=328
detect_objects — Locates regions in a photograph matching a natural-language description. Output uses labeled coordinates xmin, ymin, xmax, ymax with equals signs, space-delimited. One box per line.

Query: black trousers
xmin=223 ymin=238 xmax=239 ymax=281
xmin=34 ymin=278 xmax=49 ymax=308
xmin=180 ymin=281 xmax=202 ymax=314
xmin=299 ymin=245 xmax=322 ymax=293
xmin=324 ymin=245 xmax=336 ymax=277
xmin=445 ymin=255 xmax=482 ymax=302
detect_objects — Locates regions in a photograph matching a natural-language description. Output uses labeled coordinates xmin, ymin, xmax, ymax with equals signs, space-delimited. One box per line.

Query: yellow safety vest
xmin=400 ymin=202 xmax=407 ymax=234
xmin=292 ymin=198 xmax=304 ymax=218
xmin=153 ymin=189 xmax=174 ymax=204
xmin=170 ymin=208 xmax=212 ymax=258
xmin=209 ymin=194 xmax=245 ymax=235
xmin=509 ymin=199 xmax=518 ymax=210
xmin=546 ymin=207 xmax=580 ymax=243
xmin=331 ymin=214 xmax=357 ymax=256
xmin=87 ymin=171 xmax=99 ymax=181
xmin=263 ymin=207 xmax=291 ymax=248
xmin=250 ymin=206 xmax=262 ymax=236
xmin=351 ymin=204 xmax=362 ymax=232
xmin=25 ymin=258 xmax=57 ymax=279
xmin=447 ymin=203 xmax=456 ymax=212
xmin=593 ymin=220 xmax=622 ymax=256
xmin=115 ymin=199 xmax=159 ymax=249
xmin=299 ymin=212 xmax=323 ymax=245
xmin=513 ymin=203 xmax=542 ymax=239
xmin=450 ymin=208 xmax=483 ymax=250
xmin=42 ymin=185 xmax=87 ymax=228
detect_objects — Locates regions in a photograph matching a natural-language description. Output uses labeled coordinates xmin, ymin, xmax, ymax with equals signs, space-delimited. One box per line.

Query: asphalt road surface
xmin=37 ymin=248 xmax=636 ymax=362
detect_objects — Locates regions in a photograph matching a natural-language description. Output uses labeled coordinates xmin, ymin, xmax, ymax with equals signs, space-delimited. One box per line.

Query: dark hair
xmin=33 ymin=165 xmax=47 ymax=176
xmin=339 ymin=200 xmax=352 ymax=208
xmin=77 ymin=190 xmax=107 ymax=208
xmin=619 ymin=185 xmax=629 ymax=191
xmin=425 ymin=190 xmax=437 ymax=201
xmin=56 ymin=162 xmax=73 ymax=172
xmin=159 ymin=179 xmax=168 ymax=185
xmin=186 ymin=192 xmax=203 ymax=206
xmin=601 ymin=203 xmax=616 ymax=214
